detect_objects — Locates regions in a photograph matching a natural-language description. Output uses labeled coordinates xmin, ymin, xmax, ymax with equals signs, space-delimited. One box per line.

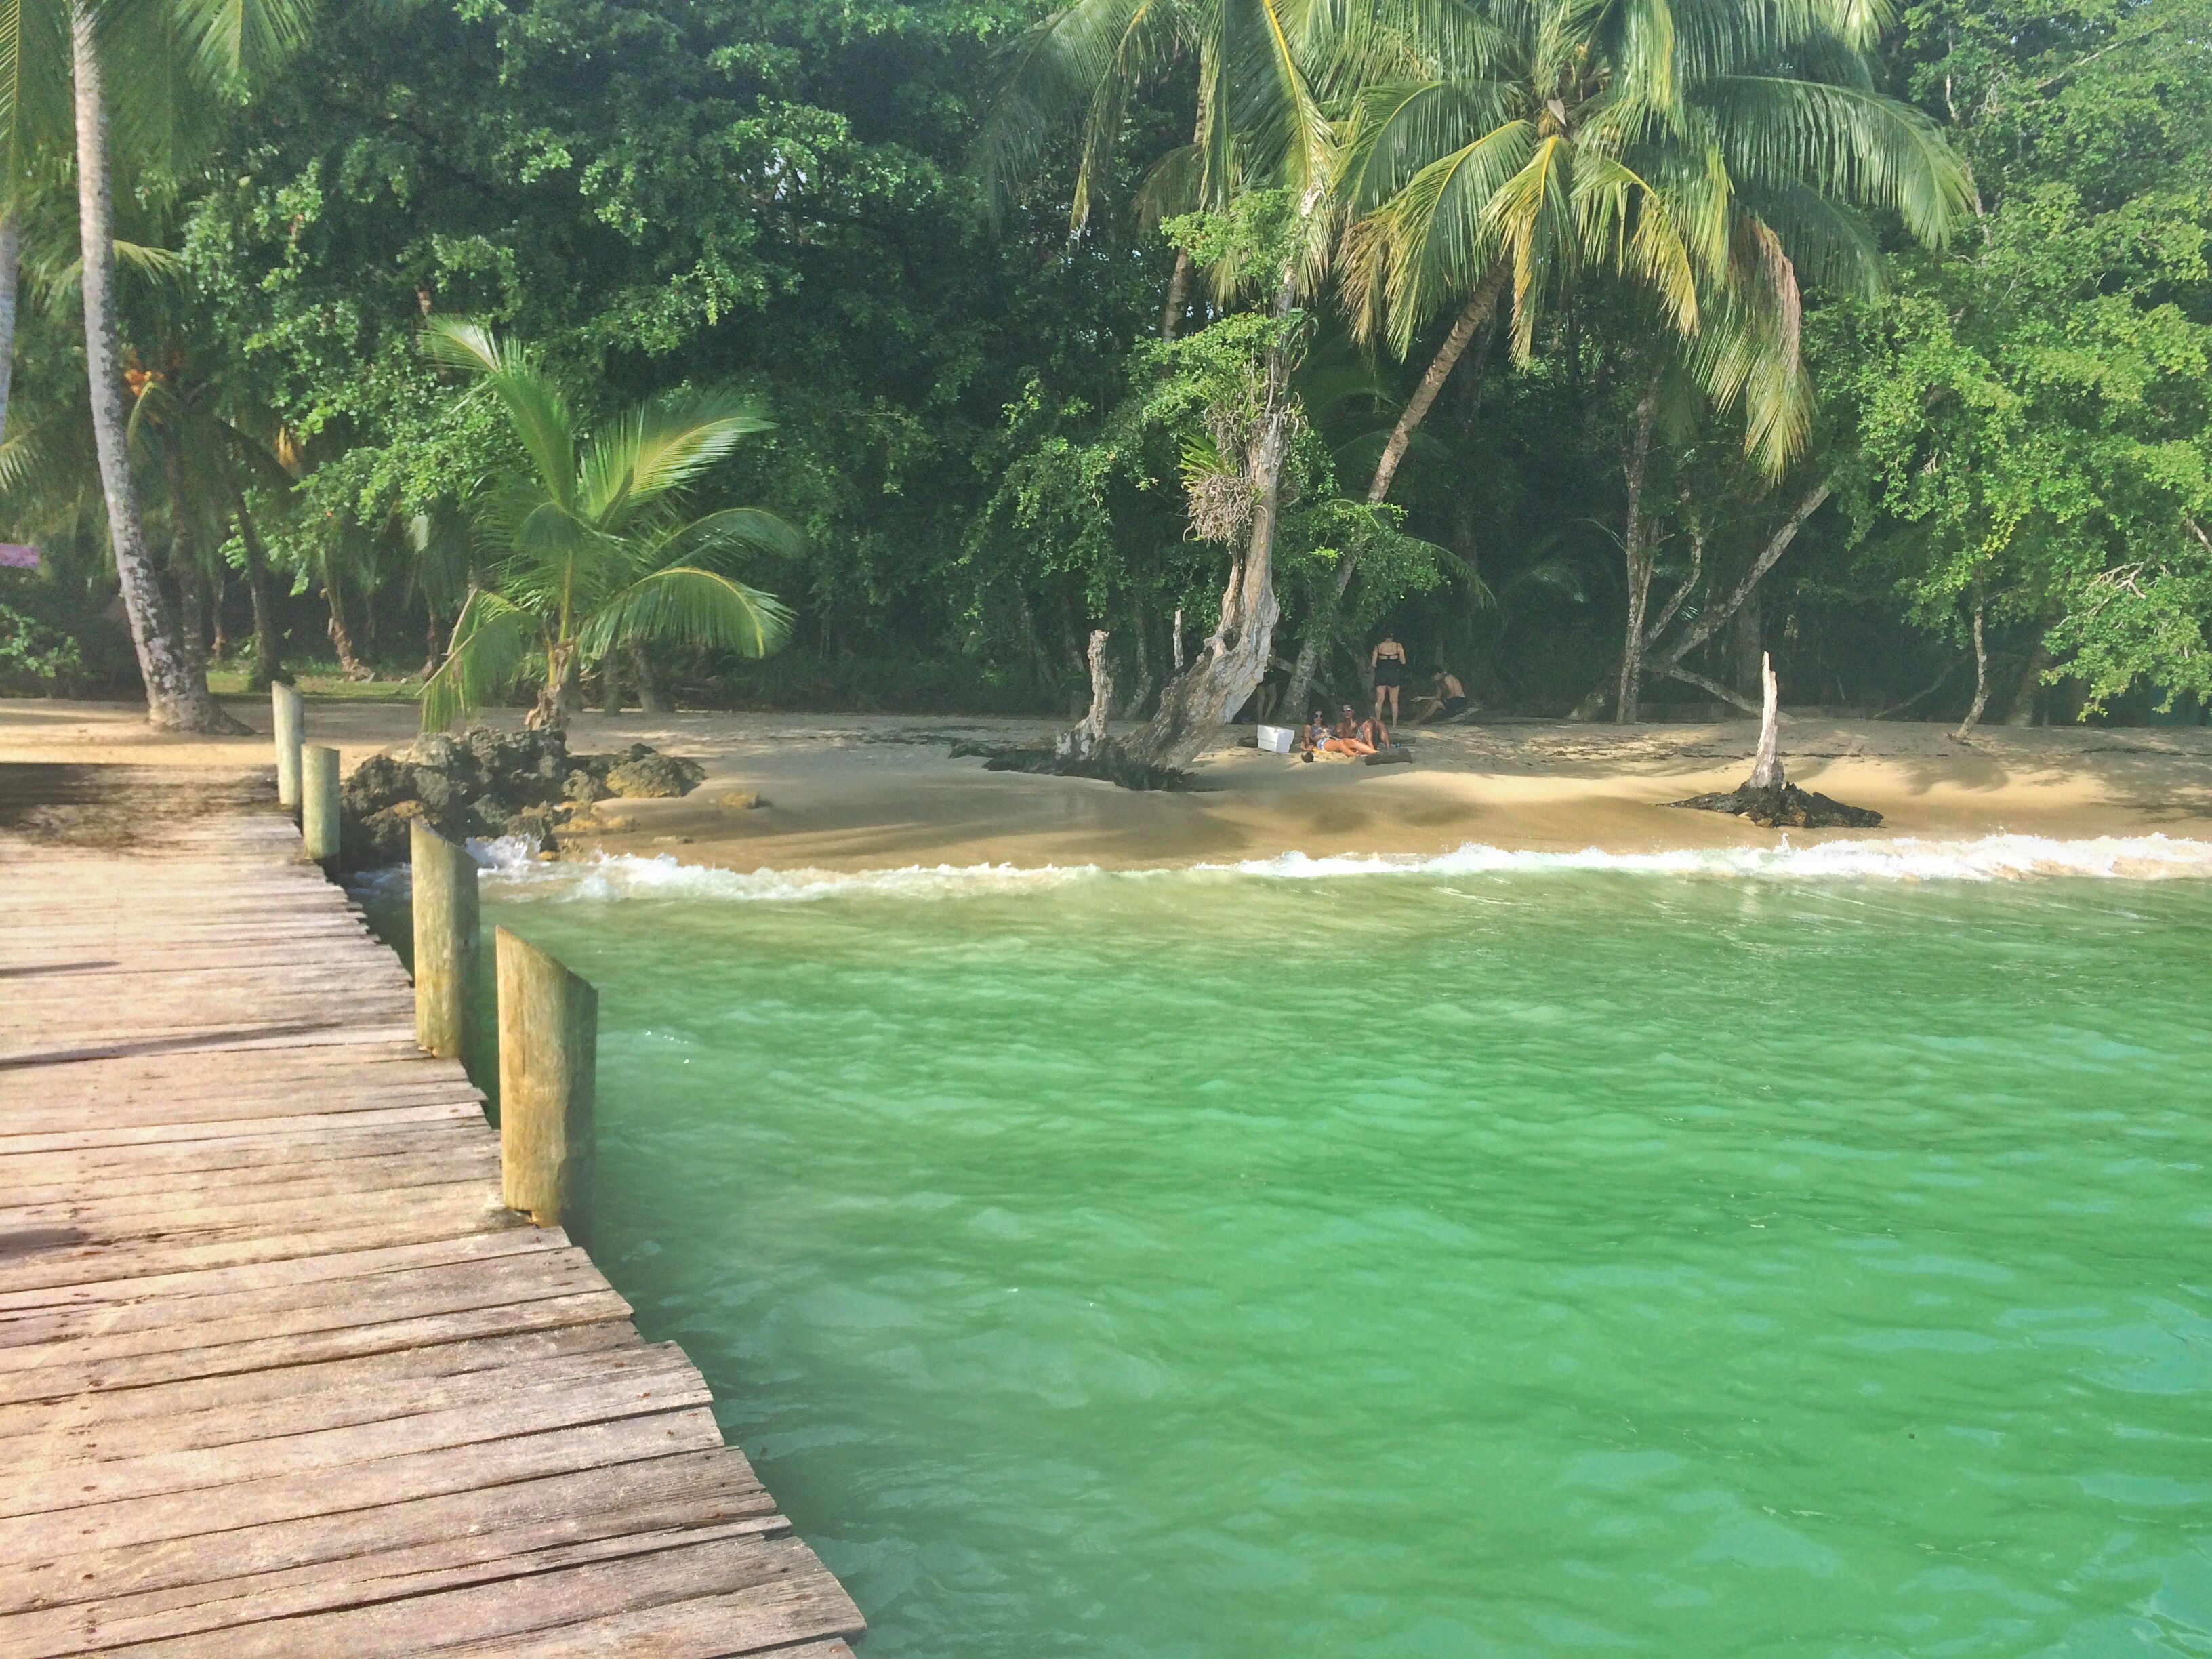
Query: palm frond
xmin=581 ymin=390 xmax=773 ymax=528
xmin=579 ymin=567 xmax=794 ymax=662
xmin=419 ymin=318 xmax=579 ymax=509
xmin=1700 ymin=76 xmax=1973 ymax=245
xmin=166 ymin=0 xmax=316 ymax=82
xmin=417 ymin=588 xmax=535 ymax=732
xmin=647 ymin=506 xmax=807 ymax=569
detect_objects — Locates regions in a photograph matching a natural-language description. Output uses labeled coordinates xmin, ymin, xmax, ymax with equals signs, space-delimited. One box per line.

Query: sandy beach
xmin=5 ymin=695 xmax=2210 ymax=869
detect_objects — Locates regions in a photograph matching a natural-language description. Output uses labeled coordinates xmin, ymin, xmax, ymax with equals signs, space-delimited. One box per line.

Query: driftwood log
xmin=1669 ymin=653 xmax=1883 ymax=829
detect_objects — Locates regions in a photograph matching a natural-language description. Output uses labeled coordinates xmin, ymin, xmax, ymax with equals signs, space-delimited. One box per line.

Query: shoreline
xmin=6 ymin=697 xmax=2211 ymax=872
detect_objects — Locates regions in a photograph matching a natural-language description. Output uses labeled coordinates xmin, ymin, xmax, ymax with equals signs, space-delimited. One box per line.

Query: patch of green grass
xmin=208 ymin=663 xmax=428 ymax=703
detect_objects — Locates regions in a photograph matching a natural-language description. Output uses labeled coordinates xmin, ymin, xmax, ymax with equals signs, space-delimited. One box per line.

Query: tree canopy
xmin=0 ymin=0 xmax=2206 ymax=733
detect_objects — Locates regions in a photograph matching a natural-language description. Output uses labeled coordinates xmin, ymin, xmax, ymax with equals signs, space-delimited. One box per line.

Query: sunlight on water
xmin=437 ymin=851 xmax=2212 ymax=1657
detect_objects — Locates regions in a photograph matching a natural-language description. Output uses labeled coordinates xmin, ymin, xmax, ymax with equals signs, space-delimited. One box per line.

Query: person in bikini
xmin=1327 ymin=705 xmax=1380 ymax=756
xmin=1296 ymin=709 xmax=1330 ymax=761
xmin=1370 ymin=634 xmax=1408 ymax=724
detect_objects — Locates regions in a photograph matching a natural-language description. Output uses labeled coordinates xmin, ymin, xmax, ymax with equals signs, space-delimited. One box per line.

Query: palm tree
xmin=982 ymin=0 xmax=1342 ymax=771
xmin=67 ymin=0 xmax=309 ymax=731
xmin=1278 ymin=0 xmax=1973 ymax=718
xmin=415 ymin=319 xmax=797 ymax=733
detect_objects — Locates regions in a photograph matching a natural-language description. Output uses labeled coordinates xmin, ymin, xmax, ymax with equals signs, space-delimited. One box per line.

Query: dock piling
xmin=495 ymin=926 xmax=597 ymax=1227
xmin=301 ymin=744 xmax=341 ymax=864
xmin=411 ymin=821 xmax=480 ymax=1063
xmin=272 ymin=682 xmax=304 ymax=808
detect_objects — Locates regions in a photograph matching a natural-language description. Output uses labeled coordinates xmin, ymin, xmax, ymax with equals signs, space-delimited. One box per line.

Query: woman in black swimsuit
xmin=1370 ymin=635 xmax=1407 ymax=723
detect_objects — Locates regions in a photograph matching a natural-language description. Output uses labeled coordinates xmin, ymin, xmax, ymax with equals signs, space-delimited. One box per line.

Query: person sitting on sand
xmin=1327 ymin=705 xmax=1379 ymax=756
xmin=1414 ymin=668 xmax=1468 ymax=724
xmin=1296 ymin=710 xmax=1330 ymax=761
xmin=1370 ymin=634 xmax=1408 ymax=724
xmin=1360 ymin=714 xmax=1393 ymax=751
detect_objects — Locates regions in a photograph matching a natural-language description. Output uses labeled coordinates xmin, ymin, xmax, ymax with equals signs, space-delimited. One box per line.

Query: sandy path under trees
xmin=5 ymin=697 xmax=2210 ymax=871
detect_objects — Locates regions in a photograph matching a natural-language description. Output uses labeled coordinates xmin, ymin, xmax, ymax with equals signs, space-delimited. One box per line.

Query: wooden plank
xmin=1 ymin=1448 xmax=766 ymax=1614
xmin=0 ymin=1288 xmax=634 ymax=1405
xmin=100 ymin=1534 xmax=849 ymax=1658
xmin=0 ymin=1322 xmax=637 ymax=1444
xmin=1 ymin=1350 xmax=709 ymax=1516
xmin=4 ymin=1516 xmax=791 ymax=1656
xmin=0 ymin=1246 xmax=612 ymax=1359
xmin=0 ymin=1225 xmax=567 ymax=1315
xmin=0 ymin=1406 xmax=729 ymax=1561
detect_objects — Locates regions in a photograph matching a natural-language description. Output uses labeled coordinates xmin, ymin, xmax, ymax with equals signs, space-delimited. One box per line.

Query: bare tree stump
xmin=1058 ymin=630 xmax=1114 ymax=762
xmin=1748 ymin=652 xmax=1783 ymax=790
xmin=1669 ymin=652 xmax=1882 ymax=828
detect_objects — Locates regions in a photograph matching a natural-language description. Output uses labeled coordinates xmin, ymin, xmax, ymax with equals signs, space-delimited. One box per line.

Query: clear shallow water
xmin=426 ymin=842 xmax=2212 ymax=1656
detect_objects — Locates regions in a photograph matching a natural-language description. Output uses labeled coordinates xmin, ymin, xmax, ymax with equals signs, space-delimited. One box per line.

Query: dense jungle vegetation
xmin=1 ymin=0 xmax=2207 ymax=740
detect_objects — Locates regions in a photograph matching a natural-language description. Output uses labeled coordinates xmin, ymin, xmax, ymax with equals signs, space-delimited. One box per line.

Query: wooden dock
xmin=0 ymin=763 xmax=865 ymax=1656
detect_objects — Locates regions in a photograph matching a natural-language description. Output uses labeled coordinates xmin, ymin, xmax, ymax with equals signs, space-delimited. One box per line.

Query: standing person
xmin=1370 ymin=634 xmax=1408 ymax=724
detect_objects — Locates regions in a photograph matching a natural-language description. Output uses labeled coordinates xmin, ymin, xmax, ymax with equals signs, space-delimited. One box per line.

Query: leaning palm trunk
xmin=1282 ymin=261 xmax=1511 ymax=720
xmin=73 ymin=3 xmax=230 ymax=731
xmin=0 ymin=211 xmax=18 ymax=442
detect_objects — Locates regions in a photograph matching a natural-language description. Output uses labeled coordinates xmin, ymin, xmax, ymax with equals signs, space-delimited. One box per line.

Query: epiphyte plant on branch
xmin=415 ymin=319 xmax=797 ymax=733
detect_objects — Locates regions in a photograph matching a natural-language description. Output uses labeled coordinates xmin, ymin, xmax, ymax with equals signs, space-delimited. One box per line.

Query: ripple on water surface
xmin=424 ymin=845 xmax=2212 ymax=1658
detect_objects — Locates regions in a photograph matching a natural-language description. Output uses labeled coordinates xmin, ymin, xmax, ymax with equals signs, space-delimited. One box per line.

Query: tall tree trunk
xmin=1115 ymin=251 xmax=1305 ymax=772
xmin=1282 ymin=261 xmax=1511 ymax=721
xmin=226 ymin=477 xmax=284 ymax=689
xmin=630 ymin=644 xmax=670 ymax=712
xmin=324 ymin=579 xmax=366 ymax=679
xmin=1955 ymin=590 xmax=1990 ymax=738
xmin=1059 ymin=630 xmax=1113 ymax=760
xmin=0 ymin=211 xmax=18 ymax=442
xmin=158 ymin=428 xmax=209 ymax=676
xmin=2004 ymin=626 xmax=2051 ymax=725
xmin=73 ymin=4 xmax=232 ymax=732
xmin=1614 ymin=377 xmax=1662 ymax=724
xmin=1731 ymin=585 xmax=1762 ymax=699
xmin=1161 ymin=249 xmax=1191 ymax=344
xmin=1126 ymin=606 xmax=1154 ymax=720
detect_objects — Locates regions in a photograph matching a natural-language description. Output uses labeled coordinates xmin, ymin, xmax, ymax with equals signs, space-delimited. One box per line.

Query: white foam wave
xmin=462 ymin=832 xmax=2212 ymax=904
xmin=1225 ymin=834 xmax=2212 ymax=883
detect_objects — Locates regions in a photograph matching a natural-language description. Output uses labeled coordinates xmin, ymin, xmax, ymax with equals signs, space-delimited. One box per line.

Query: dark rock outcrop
xmin=1668 ymin=782 xmax=1883 ymax=830
xmin=337 ymin=730 xmax=708 ymax=867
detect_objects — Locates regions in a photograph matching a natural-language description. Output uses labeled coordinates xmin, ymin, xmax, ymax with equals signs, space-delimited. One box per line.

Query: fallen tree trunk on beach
xmin=1669 ymin=653 xmax=1883 ymax=829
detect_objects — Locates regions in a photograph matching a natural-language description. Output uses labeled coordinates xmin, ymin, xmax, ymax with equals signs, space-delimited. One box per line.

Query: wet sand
xmin=5 ymin=697 xmax=2210 ymax=869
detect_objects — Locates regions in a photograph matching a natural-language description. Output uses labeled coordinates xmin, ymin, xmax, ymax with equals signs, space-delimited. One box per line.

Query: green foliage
xmin=1824 ymin=0 xmax=2212 ymax=713
xmin=415 ymin=319 xmax=796 ymax=726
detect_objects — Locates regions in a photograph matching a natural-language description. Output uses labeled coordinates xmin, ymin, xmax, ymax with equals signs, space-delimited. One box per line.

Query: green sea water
xmin=423 ymin=840 xmax=2212 ymax=1656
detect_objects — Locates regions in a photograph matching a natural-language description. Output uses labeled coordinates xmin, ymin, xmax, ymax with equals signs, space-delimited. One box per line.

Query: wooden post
xmin=272 ymin=682 xmax=303 ymax=809
xmin=411 ymin=821 xmax=479 ymax=1062
xmin=495 ymin=926 xmax=597 ymax=1228
xmin=301 ymin=744 xmax=341 ymax=864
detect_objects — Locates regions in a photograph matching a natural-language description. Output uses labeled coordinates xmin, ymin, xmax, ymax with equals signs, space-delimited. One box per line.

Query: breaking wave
xmin=450 ymin=831 xmax=2212 ymax=903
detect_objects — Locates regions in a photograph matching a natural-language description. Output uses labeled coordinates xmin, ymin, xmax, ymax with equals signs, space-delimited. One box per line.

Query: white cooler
xmin=1256 ymin=724 xmax=1295 ymax=754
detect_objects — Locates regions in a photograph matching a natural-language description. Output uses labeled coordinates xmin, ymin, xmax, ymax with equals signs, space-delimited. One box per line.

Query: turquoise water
xmin=445 ymin=842 xmax=2212 ymax=1656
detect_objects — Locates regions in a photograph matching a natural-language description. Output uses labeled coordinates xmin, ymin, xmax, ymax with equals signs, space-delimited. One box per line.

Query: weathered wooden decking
xmin=0 ymin=763 xmax=865 ymax=1656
